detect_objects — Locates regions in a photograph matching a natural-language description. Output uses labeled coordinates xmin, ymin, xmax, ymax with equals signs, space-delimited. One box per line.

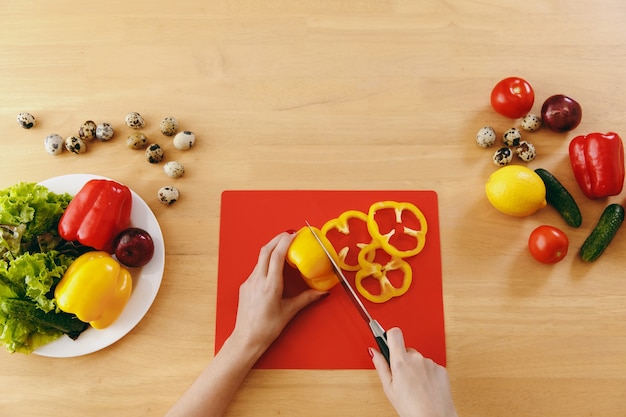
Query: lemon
xmin=485 ymin=165 xmax=547 ymax=217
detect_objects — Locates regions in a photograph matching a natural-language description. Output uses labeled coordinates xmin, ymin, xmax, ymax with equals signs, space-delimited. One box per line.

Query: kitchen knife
xmin=305 ymin=221 xmax=390 ymax=364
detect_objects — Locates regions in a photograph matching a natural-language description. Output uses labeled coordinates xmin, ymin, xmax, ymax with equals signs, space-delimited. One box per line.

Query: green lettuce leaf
xmin=0 ymin=182 xmax=89 ymax=354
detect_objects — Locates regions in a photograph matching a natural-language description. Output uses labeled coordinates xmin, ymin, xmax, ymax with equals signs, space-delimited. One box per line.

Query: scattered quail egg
xmin=126 ymin=132 xmax=148 ymax=150
xmin=17 ymin=112 xmax=36 ymax=129
xmin=78 ymin=120 xmax=97 ymax=141
xmin=492 ymin=147 xmax=512 ymax=166
xmin=476 ymin=126 xmax=497 ymax=147
xmin=125 ymin=112 xmax=145 ymax=129
xmin=145 ymin=143 xmax=164 ymax=163
xmin=44 ymin=134 xmax=64 ymax=156
xmin=502 ymin=127 xmax=522 ymax=147
xmin=521 ymin=114 xmax=542 ymax=132
xmin=65 ymin=135 xmax=86 ymax=154
xmin=158 ymin=186 xmax=180 ymax=206
xmin=96 ymin=122 xmax=115 ymax=141
xmin=164 ymin=161 xmax=185 ymax=178
xmin=516 ymin=140 xmax=537 ymax=162
xmin=160 ymin=116 xmax=178 ymax=136
xmin=173 ymin=131 xmax=195 ymax=151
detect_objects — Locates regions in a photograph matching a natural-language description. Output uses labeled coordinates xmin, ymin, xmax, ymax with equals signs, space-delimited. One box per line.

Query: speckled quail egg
xmin=44 ymin=134 xmax=64 ymax=156
xmin=65 ymin=135 xmax=86 ymax=154
xmin=158 ymin=186 xmax=180 ymax=206
xmin=173 ymin=131 xmax=195 ymax=151
xmin=164 ymin=161 xmax=185 ymax=178
xmin=125 ymin=112 xmax=145 ymax=129
xmin=476 ymin=126 xmax=497 ymax=147
xmin=78 ymin=120 xmax=97 ymax=141
xmin=96 ymin=122 xmax=115 ymax=141
xmin=160 ymin=116 xmax=178 ymax=136
xmin=17 ymin=112 xmax=36 ymax=129
xmin=521 ymin=114 xmax=542 ymax=132
xmin=502 ymin=127 xmax=522 ymax=147
xmin=516 ymin=140 xmax=537 ymax=162
xmin=126 ymin=132 xmax=148 ymax=150
xmin=145 ymin=143 xmax=164 ymax=163
xmin=492 ymin=147 xmax=513 ymax=166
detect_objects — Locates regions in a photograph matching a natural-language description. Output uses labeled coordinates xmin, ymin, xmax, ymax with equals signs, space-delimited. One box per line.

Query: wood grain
xmin=1 ymin=1 xmax=626 ymax=416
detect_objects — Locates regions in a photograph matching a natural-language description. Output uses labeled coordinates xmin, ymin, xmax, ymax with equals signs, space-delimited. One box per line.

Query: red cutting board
xmin=215 ymin=190 xmax=445 ymax=369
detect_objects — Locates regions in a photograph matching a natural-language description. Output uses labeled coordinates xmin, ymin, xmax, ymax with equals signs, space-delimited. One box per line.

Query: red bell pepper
xmin=58 ymin=179 xmax=132 ymax=252
xmin=569 ymin=132 xmax=625 ymax=199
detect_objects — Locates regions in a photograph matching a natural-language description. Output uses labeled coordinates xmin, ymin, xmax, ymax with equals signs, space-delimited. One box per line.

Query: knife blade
xmin=305 ymin=221 xmax=390 ymax=364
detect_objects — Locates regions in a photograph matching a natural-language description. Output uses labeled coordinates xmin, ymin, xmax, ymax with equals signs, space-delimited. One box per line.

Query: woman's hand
xmin=370 ymin=327 xmax=458 ymax=417
xmin=231 ymin=231 xmax=327 ymax=356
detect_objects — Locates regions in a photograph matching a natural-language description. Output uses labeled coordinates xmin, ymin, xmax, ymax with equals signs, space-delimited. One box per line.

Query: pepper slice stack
xmin=320 ymin=200 xmax=428 ymax=304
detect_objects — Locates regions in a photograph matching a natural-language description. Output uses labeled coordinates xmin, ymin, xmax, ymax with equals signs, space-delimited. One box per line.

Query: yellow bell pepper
xmin=286 ymin=226 xmax=340 ymax=291
xmin=54 ymin=251 xmax=133 ymax=330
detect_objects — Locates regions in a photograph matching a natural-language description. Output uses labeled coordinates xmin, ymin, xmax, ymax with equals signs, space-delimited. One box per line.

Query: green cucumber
xmin=580 ymin=203 xmax=625 ymax=262
xmin=535 ymin=168 xmax=582 ymax=228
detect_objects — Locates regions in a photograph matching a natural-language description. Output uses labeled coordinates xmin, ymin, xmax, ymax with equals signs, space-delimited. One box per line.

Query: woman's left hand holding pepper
xmin=232 ymin=231 xmax=328 ymax=356
xmin=166 ymin=231 xmax=327 ymax=417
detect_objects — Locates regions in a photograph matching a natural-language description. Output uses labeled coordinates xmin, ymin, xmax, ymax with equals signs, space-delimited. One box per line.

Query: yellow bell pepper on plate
xmin=54 ymin=251 xmax=133 ymax=330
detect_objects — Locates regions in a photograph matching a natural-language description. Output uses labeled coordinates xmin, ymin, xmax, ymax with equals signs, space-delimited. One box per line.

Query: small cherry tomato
xmin=490 ymin=77 xmax=535 ymax=119
xmin=528 ymin=225 xmax=569 ymax=264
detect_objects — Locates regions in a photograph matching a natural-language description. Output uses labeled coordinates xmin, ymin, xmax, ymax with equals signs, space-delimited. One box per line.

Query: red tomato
xmin=490 ymin=77 xmax=535 ymax=119
xmin=528 ymin=225 xmax=569 ymax=264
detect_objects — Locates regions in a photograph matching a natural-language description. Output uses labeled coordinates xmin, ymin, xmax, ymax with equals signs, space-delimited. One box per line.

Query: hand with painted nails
xmin=166 ymin=231 xmax=328 ymax=417
xmin=370 ymin=327 xmax=458 ymax=417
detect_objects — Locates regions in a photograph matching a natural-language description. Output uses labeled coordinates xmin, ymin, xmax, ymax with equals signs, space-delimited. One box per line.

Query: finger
xmin=385 ymin=327 xmax=407 ymax=357
xmin=282 ymin=289 xmax=327 ymax=320
xmin=254 ymin=232 xmax=286 ymax=277
xmin=266 ymin=232 xmax=296 ymax=287
xmin=370 ymin=347 xmax=393 ymax=391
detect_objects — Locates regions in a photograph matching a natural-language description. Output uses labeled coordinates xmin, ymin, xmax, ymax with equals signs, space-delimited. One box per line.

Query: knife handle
xmin=375 ymin=333 xmax=390 ymax=365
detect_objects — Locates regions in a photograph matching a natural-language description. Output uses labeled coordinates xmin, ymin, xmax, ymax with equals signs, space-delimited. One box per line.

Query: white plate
xmin=33 ymin=174 xmax=165 ymax=357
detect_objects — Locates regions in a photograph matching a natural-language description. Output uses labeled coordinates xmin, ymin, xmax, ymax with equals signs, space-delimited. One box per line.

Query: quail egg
xmin=65 ymin=135 xmax=87 ymax=154
xmin=476 ymin=126 xmax=497 ymax=148
xmin=160 ymin=116 xmax=178 ymax=136
xmin=96 ymin=122 xmax=115 ymax=141
xmin=492 ymin=147 xmax=512 ymax=166
xmin=173 ymin=131 xmax=195 ymax=151
xmin=44 ymin=134 xmax=64 ymax=156
xmin=164 ymin=161 xmax=185 ymax=178
xmin=125 ymin=112 xmax=145 ymax=129
xmin=126 ymin=132 xmax=148 ymax=150
xmin=521 ymin=114 xmax=542 ymax=132
xmin=158 ymin=186 xmax=180 ymax=206
xmin=78 ymin=120 xmax=97 ymax=141
xmin=502 ymin=127 xmax=522 ymax=147
xmin=17 ymin=112 xmax=36 ymax=129
xmin=516 ymin=140 xmax=537 ymax=162
xmin=145 ymin=143 xmax=164 ymax=163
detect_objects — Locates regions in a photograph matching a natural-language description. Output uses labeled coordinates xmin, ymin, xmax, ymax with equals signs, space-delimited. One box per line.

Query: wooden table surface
xmin=2 ymin=1 xmax=626 ymax=416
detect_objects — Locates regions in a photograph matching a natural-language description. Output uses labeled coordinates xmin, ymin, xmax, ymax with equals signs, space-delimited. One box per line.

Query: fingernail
xmin=319 ymin=292 xmax=330 ymax=299
xmin=368 ymin=347 xmax=375 ymax=358
xmin=286 ymin=229 xmax=297 ymax=234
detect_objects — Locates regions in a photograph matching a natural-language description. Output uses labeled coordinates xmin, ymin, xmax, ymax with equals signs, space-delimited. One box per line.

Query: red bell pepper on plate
xmin=58 ymin=179 xmax=132 ymax=252
xmin=569 ymin=132 xmax=625 ymax=199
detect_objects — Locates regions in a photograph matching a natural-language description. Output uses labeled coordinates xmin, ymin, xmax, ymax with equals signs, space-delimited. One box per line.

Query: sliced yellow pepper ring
xmin=355 ymin=240 xmax=413 ymax=303
xmin=366 ymin=201 xmax=428 ymax=258
xmin=321 ymin=210 xmax=373 ymax=271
